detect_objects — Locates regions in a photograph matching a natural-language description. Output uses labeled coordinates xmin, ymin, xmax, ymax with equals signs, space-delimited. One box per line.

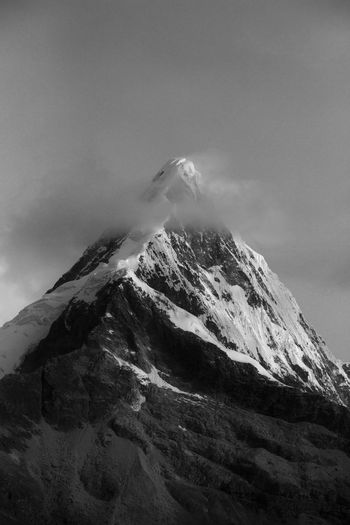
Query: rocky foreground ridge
xmin=0 ymin=158 xmax=350 ymax=524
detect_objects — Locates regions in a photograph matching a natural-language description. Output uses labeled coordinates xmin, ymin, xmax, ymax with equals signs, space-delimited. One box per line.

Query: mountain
xmin=0 ymin=158 xmax=350 ymax=525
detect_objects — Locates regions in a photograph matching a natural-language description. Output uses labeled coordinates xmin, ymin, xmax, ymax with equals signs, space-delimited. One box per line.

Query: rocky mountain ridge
xmin=0 ymin=157 xmax=349 ymax=524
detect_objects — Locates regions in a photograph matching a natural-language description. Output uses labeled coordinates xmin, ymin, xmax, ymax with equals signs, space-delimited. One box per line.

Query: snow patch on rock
xmin=130 ymin=273 xmax=277 ymax=382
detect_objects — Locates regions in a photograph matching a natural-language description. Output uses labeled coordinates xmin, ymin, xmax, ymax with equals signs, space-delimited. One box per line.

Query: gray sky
xmin=0 ymin=0 xmax=349 ymax=361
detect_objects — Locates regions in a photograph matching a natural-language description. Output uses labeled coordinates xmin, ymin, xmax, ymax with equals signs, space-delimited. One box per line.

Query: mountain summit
xmin=143 ymin=157 xmax=203 ymax=203
xmin=0 ymin=159 xmax=350 ymax=524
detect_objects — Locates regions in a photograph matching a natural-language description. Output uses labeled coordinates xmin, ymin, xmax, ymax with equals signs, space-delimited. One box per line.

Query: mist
xmin=0 ymin=150 xmax=257 ymax=296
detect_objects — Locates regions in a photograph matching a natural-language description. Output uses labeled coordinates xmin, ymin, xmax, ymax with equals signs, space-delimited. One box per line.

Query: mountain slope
xmin=0 ymin=157 xmax=350 ymax=524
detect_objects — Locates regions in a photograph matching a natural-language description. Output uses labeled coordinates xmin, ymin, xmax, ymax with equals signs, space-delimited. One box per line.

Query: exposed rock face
xmin=0 ymin=158 xmax=350 ymax=524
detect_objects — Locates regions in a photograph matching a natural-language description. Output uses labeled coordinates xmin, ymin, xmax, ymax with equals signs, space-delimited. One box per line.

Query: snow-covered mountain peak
xmin=1 ymin=165 xmax=350 ymax=525
xmin=1 ymin=157 xmax=350 ymax=408
xmin=143 ymin=157 xmax=203 ymax=204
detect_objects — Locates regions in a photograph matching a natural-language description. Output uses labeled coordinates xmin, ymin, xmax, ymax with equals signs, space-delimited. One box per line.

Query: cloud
xmin=0 ymin=150 xmax=269 ymax=308
xmin=0 ymin=158 xmax=149 ymax=300
xmin=188 ymin=150 xmax=270 ymax=234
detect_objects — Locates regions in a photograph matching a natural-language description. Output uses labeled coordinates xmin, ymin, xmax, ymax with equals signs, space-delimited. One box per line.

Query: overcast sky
xmin=0 ymin=0 xmax=349 ymax=361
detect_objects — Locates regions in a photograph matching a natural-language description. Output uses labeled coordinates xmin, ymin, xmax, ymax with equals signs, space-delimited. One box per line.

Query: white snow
xmin=0 ymin=278 xmax=87 ymax=377
xmin=133 ymin=224 xmax=350 ymax=401
xmin=143 ymin=157 xmax=202 ymax=203
xmin=130 ymin=273 xmax=277 ymax=382
xmin=103 ymin=347 xmax=204 ymax=399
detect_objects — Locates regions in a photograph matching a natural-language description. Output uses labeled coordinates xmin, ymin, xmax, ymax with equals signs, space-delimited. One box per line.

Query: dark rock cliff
xmin=0 ymin=274 xmax=349 ymax=525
